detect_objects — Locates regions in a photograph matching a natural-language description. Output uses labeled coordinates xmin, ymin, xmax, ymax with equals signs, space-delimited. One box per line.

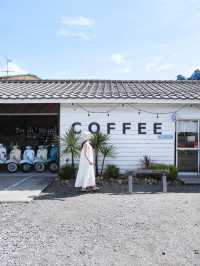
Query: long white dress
xmin=75 ymin=141 xmax=96 ymax=188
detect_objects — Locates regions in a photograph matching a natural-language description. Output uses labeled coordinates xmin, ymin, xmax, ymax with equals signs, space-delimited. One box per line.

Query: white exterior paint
xmin=0 ymin=99 xmax=199 ymax=173
xmin=60 ymin=103 xmax=183 ymax=172
xmin=1 ymin=98 xmax=200 ymax=104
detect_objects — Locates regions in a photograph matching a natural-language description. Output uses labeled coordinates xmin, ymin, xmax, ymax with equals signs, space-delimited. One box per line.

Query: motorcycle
xmin=6 ymin=145 xmax=21 ymax=173
xmin=20 ymin=146 xmax=35 ymax=172
xmin=48 ymin=144 xmax=59 ymax=173
xmin=0 ymin=143 xmax=7 ymax=166
xmin=33 ymin=145 xmax=48 ymax=172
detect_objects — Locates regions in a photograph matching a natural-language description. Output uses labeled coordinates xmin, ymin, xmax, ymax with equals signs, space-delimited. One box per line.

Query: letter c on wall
xmin=72 ymin=122 xmax=81 ymax=134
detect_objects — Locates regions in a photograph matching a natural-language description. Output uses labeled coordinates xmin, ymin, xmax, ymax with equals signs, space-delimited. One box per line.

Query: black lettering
xmin=107 ymin=123 xmax=116 ymax=134
xmin=123 ymin=123 xmax=131 ymax=134
xmin=71 ymin=122 xmax=81 ymax=134
xmin=138 ymin=123 xmax=146 ymax=134
xmin=88 ymin=122 xmax=100 ymax=133
xmin=154 ymin=123 xmax=162 ymax=134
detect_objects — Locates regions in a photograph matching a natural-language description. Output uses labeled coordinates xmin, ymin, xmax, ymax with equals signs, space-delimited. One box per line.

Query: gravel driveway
xmin=0 ymin=181 xmax=200 ymax=266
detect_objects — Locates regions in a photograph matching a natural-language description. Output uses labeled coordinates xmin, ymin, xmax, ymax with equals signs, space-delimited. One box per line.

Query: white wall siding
xmin=60 ymin=103 xmax=176 ymax=172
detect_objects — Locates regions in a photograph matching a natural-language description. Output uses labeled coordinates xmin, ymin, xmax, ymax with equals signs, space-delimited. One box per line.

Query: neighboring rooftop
xmin=0 ymin=74 xmax=40 ymax=81
xmin=0 ymin=79 xmax=200 ymax=101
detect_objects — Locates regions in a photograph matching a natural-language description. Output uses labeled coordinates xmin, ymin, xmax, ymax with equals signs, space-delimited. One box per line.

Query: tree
xmin=189 ymin=69 xmax=200 ymax=80
xmin=177 ymin=69 xmax=200 ymax=80
xmin=61 ymin=127 xmax=80 ymax=179
xmin=177 ymin=74 xmax=186 ymax=80
xmin=99 ymin=145 xmax=115 ymax=176
xmin=90 ymin=132 xmax=109 ymax=176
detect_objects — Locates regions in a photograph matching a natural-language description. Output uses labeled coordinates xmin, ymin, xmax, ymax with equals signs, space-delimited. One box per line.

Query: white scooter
xmin=6 ymin=145 xmax=21 ymax=173
xmin=33 ymin=145 xmax=48 ymax=172
xmin=0 ymin=143 xmax=7 ymax=165
xmin=20 ymin=146 xmax=35 ymax=172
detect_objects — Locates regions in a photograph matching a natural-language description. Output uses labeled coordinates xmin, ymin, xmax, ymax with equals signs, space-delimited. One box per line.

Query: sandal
xmin=91 ymin=186 xmax=100 ymax=191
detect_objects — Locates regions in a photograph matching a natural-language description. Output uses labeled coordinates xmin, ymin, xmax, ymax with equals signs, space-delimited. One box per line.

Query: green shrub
xmin=168 ymin=165 xmax=178 ymax=182
xmin=150 ymin=163 xmax=178 ymax=182
xmin=58 ymin=164 xmax=78 ymax=180
xmin=103 ymin=164 xmax=120 ymax=179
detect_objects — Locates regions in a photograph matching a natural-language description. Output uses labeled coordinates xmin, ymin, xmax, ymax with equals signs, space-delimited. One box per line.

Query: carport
xmin=0 ymin=103 xmax=59 ymax=172
xmin=0 ymin=103 xmax=59 ymax=147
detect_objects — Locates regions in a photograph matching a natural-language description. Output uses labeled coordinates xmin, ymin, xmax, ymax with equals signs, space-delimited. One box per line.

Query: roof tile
xmin=0 ymin=80 xmax=199 ymax=100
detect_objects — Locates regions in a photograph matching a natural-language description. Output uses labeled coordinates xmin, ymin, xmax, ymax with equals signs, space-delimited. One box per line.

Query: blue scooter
xmin=0 ymin=143 xmax=7 ymax=167
xmin=48 ymin=144 xmax=59 ymax=173
xmin=20 ymin=146 xmax=35 ymax=172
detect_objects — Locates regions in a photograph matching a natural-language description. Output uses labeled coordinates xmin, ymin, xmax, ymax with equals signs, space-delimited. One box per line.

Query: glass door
xmin=177 ymin=120 xmax=199 ymax=174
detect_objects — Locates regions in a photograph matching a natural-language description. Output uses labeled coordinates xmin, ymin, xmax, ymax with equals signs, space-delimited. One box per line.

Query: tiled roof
xmin=0 ymin=74 xmax=40 ymax=81
xmin=0 ymin=79 xmax=200 ymax=100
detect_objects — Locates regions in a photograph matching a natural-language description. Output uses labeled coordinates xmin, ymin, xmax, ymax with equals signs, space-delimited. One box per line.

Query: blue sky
xmin=0 ymin=0 xmax=199 ymax=79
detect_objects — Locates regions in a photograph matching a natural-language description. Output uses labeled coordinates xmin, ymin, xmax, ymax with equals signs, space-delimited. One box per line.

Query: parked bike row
xmin=0 ymin=144 xmax=59 ymax=173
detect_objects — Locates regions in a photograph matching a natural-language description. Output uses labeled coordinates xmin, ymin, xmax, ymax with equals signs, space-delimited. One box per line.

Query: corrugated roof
xmin=0 ymin=79 xmax=200 ymax=100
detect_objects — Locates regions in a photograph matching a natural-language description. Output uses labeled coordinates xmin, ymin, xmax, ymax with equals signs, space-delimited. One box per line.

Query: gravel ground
xmin=0 ymin=180 xmax=200 ymax=266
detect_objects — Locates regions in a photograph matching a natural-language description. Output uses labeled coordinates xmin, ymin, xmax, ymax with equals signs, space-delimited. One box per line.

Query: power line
xmin=71 ymin=103 xmax=196 ymax=119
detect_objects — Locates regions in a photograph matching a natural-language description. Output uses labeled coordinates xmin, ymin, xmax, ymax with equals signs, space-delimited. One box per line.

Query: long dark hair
xmin=81 ymin=140 xmax=88 ymax=149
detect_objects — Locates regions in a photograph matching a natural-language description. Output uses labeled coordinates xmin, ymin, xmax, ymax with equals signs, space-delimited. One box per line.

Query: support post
xmin=128 ymin=175 xmax=133 ymax=193
xmin=162 ymin=173 xmax=167 ymax=193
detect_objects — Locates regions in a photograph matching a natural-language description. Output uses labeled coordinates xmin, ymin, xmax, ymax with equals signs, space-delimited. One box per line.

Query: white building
xmin=0 ymin=79 xmax=200 ymax=174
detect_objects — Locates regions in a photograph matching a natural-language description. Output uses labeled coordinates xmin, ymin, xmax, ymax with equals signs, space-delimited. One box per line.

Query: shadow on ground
xmin=35 ymin=179 xmax=200 ymax=201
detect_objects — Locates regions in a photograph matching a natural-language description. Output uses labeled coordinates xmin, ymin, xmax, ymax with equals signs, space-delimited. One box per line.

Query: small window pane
xmin=178 ymin=150 xmax=198 ymax=172
xmin=178 ymin=120 xmax=198 ymax=148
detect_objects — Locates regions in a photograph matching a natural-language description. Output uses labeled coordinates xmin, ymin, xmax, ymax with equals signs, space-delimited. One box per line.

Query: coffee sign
xmin=71 ymin=122 xmax=162 ymax=135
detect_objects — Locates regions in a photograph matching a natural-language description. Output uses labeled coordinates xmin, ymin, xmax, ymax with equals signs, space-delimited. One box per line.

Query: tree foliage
xmin=61 ymin=127 xmax=80 ymax=179
xmin=90 ymin=132 xmax=109 ymax=176
xmin=99 ymin=144 xmax=115 ymax=176
xmin=177 ymin=69 xmax=200 ymax=80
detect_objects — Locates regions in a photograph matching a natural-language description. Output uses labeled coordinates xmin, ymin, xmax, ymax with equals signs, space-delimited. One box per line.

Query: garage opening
xmin=0 ymin=104 xmax=60 ymax=173
xmin=0 ymin=115 xmax=58 ymax=147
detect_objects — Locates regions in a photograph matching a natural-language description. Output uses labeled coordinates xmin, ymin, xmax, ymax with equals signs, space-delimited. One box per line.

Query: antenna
xmin=1 ymin=57 xmax=14 ymax=76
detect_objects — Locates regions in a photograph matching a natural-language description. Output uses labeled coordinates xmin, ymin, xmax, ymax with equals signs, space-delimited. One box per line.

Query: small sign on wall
xmin=158 ymin=134 xmax=173 ymax=139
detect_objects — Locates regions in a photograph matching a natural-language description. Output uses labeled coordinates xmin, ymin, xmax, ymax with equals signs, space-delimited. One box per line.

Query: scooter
xmin=20 ymin=146 xmax=35 ymax=172
xmin=0 ymin=143 xmax=7 ymax=165
xmin=33 ymin=145 xmax=48 ymax=172
xmin=48 ymin=144 xmax=59 ymax=173
xmin=6 ymin=145 xmax=21 ymax=173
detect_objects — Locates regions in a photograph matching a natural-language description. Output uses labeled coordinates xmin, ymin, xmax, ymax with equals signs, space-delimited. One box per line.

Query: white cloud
xmin=109 ymin=53 xmax=128 ymax=66
xmin=145 ymin=56 xmax=173 ymax=72
xmin=157 ymin=64 xmax=173 ymax=70
xmin=58 ymin=16 xmax=95 ymax=41
xmin=108 ymin=53 xmax=132 ymax=74
xmin=145 ymin=56 xmax=161 ymax=71
xmin=58 ymin=29 xmax=95 ymax=40
xmin=184 ymin=66 xmax=200 ymax=76
xmin=0 ymin=62 xmax=28 ymax=75
xmin=60 ymin=16 xmax=94 ymax=27
xmin=121 ymin=67 xmax=131 ymax=73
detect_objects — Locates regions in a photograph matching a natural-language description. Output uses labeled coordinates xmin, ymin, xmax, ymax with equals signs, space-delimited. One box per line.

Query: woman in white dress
xmin=75 ymin=131 xmax=98 ymax=192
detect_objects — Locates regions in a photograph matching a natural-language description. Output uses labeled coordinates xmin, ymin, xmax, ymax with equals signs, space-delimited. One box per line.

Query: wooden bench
xmin=128 ymin=168 xmax=169 ymax=193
